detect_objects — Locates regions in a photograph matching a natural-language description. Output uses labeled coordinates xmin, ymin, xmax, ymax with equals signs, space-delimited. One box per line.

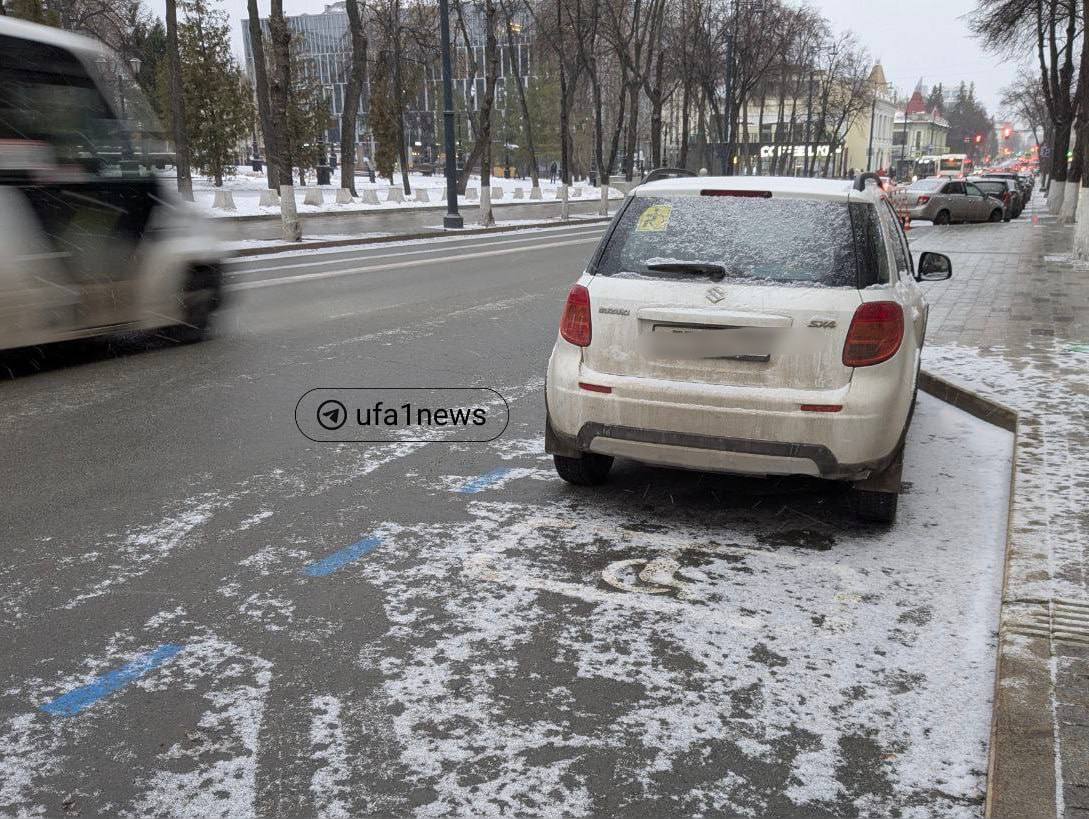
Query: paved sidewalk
xmin=911 ymin=200 xmax=1089 ymax=818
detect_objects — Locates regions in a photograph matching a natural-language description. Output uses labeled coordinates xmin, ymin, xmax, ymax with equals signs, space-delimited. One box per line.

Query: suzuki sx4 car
xmin=545 ymin=174 xmax=953 ymax=522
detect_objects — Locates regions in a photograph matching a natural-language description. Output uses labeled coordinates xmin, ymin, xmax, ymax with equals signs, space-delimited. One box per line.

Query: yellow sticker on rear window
xmin=636 ymin=204 xmax=672 ymax=232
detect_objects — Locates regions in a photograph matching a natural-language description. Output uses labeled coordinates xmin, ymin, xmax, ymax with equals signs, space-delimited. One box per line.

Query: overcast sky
xmin=148 ymin=0 xmax=1022 ymax=117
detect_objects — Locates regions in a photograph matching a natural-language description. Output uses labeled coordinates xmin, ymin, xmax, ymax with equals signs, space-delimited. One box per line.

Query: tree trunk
xmin=1049 ymin=120 xmax=1072 ymax=213
xmin=622 ymin=81 xmax=639 ymax=181
xmin=166 ymin=0 xmax=192 ymax=200
xmin=268 ymin=0 xmax=293 ymax=186
xmin=390 ymin=6 xmax=411 ymax=196
xmin=478 ymin=0 xmax=498 ymax=225
xmin=606 ymin=69 xmax=627 ymax=176
xmin=679 ymin=80 xmax=691 ymax=169
xmin=340 ymin=0 xmax=367 ymax=196
xmin=269 ymin=0 xmax=299 ymax=240
xmin=246 ymin=0 xmax=279 ymax=190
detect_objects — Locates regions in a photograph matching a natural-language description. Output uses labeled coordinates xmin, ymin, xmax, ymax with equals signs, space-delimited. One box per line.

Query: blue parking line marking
xmin=304 ymin=536 xmax=382 ymax=577
xmin=456 ymin=468 xmax=512 ymax=494
xmin=40 ymin=643 xmax=185 ymax=717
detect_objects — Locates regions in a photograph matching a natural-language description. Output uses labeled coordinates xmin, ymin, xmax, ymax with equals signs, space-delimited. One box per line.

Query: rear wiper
xmin=645 ymin=262 xmax=727 ymax=281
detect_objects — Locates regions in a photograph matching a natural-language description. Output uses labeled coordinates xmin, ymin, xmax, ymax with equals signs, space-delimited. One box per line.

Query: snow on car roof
xmin=632 ymin=175 xmax=871 ymax=203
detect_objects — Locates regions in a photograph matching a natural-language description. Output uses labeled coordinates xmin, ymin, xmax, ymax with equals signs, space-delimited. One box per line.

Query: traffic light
xmin=974 ymin=134 xmax=983 ymax=144
xmin=1002 ymin=127 xmax=1012 ymax=139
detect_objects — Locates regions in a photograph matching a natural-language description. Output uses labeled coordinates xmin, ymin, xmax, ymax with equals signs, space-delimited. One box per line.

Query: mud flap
xmin=853 ymin=442 xmax=904 ymax=495
xmin=544 ymin=407 xmax=582 ymax=458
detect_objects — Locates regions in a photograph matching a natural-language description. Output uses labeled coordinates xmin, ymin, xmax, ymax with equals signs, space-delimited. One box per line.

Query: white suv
xmin=544 ymin=173 xmax=953 ymax=522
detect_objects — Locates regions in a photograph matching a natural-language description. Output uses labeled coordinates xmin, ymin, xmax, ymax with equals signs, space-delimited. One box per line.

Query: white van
xmin=0 ymin=17 xmax=226 ymax=351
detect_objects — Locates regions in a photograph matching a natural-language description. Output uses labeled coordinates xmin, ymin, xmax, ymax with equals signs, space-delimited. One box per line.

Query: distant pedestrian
xmin=549 ymin=161 xmax=558 ymax=183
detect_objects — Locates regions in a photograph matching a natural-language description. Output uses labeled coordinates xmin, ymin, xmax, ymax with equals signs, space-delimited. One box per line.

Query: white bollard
xmin=360 ymin=188 xmax=380 ymax=205
xmin=530 ymin=186 xmax=542 ymax=200
xmin=303 ymin=187 xmax=324 ymax=206
xmin=387 ymin=186 xmax=406 ymax=203
xmin=465 ymin=187 xmax=479 ymax=201
xmin=212 ymin=189 xmax=236 ymax=210
xmin=513 ymin=187 xmax=525 ymax=199
xmin=258 ymin=188 xmax=280 ymax=207
xmin=415 ymin=188 xmax=430 ymax=203
xmin=335 ymin=188 xmax=354 ymax=204
xmin=490 ymin=185 xmax=503 ymax=200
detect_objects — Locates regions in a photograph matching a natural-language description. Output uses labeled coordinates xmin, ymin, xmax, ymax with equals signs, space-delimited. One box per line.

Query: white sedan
xmin=544 ymin=173 xmax=953 ymax=522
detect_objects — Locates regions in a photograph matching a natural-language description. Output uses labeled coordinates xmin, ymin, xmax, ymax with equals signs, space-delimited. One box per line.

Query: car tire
xmin=851 ymin=488 xmax=898 ymax=523
xmin=169 ymin=264 xmax=222 ymax=343
xmin=989 ymin=209 xmax=1003 ymax=223
xmin=934 ymin=210 xmax=951 ymax=225
xmin=553 ymin=453 xmax=613 ymax=486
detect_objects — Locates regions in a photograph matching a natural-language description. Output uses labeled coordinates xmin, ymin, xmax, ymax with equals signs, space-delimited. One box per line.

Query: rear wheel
xmin=933 ymin=210 xmax=951 ymax=225
xmin=169 ymin=264 xmax=222 ymax=343
xmin=989 ymin=208 xmax=1003 ymax=223
xmin=553 ymin=453 xmax=613 ymax=486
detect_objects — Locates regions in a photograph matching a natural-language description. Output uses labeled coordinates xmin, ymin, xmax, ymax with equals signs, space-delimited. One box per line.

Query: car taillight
xmin=560 ymin=284 xmax=592 ymax=346
xmin=916 ymin=195 xmax=930 ymax=204
xmin=842 ymin=301 xmax=904 ymax=367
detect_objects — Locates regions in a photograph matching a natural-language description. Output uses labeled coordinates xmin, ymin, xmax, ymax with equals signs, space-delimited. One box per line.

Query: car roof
xmin=631 ymin=175 xmax=874 ymax=204
xmin=0 ymin=15 xmax=111 ymax=61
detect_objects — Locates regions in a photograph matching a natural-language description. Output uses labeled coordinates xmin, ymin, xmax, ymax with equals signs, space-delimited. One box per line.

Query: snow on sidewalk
xmin=184 ymin=169 xmax=625 ymax=219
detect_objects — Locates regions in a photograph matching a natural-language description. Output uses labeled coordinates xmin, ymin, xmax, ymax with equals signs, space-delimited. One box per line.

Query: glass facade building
xmin=241 ymin=2 xmax=534 ymax=165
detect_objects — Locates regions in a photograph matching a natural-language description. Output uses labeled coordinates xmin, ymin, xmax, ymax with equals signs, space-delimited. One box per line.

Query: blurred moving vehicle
xmin=545 ymin=172 xmax=953 ymax=522
xmin=968 ymin=176 xmax=1022 ymax=220
xmin=892 ymin=177 xmax=1005 ymax=224
xmin=0 ymin=18 xmax=226 ymax=352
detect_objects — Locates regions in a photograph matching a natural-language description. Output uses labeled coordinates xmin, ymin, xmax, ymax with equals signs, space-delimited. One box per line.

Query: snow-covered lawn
xmin=186 ymin=169 xmax=625 ymax=218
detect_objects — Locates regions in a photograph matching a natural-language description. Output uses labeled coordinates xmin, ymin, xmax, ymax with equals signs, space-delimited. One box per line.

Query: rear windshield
xmin=908 ymin=178 xmax=944 ymax=191
xmin=593 ymin=195 xmax=862 ymax=288
xmin=974 ymin=181 xmax=1007 ymax=194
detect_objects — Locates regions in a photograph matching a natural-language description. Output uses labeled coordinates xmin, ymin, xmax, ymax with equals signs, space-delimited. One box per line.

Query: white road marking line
xmin=228 ymin=227 xmax=606 ymax=276
xmin=227 ymin=236 xmax=601 ymax=291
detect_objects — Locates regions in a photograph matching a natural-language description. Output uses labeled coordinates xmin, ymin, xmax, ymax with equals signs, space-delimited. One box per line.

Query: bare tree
xmin=478 ymin=0 xmax=500 ymax=224
xmin=165 ymin=0 xmax=193 ymax=199
xmin=340 ymin=0 xmax=368 ymax=196
xmin=499 ymin=0 xmax=540 ymax=190
xmin=246 ymin=0 xmax=279 ymax=190
xmin=268 ymin=0 xmax=300 ymax=240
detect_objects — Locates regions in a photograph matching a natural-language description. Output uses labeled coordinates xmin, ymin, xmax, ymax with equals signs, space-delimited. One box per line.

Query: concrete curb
xmin=918 ymin=370 xmax=1055 ymax=819
xmin=231 ymin=216 xmax=613 ymax=258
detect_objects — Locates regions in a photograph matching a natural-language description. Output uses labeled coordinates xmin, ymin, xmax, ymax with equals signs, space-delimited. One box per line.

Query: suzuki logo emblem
xmin=705 ymin=286 xmax=727 ymax=304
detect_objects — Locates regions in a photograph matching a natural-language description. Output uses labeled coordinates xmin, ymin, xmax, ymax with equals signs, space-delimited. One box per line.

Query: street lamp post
xmin=438 ymin=0 xmax=463 ymax=229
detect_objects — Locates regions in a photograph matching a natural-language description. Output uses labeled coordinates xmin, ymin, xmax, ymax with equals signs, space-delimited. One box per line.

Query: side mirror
xmin=917 ymin=251 xmax=952 ymax=281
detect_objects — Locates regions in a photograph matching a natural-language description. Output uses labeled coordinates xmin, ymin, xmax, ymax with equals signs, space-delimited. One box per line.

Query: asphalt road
xmin=1 ymin=221 xmax=1010 ymax=817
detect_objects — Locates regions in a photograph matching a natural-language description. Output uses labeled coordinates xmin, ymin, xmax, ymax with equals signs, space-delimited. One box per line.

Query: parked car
xmin=0 ymin=17 xmax=227 ymax=351
xmin=892 ymin=177 xmax=1005 ymax=224
xmin=982 ymin=171 xmax=1033 ymax=204
xmin=969 ymin=176 xmax=1022 ymax=220
xmin=545 ymin=173 xmax=953 ymax=522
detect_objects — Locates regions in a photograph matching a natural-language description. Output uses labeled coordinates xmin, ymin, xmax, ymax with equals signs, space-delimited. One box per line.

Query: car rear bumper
xmin=545 ymin=348 xmax=911 ymax=481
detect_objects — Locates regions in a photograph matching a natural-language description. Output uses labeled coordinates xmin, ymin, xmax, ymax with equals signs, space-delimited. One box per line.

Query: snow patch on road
xmin=308 ymin=695 xmax=353 ymax=819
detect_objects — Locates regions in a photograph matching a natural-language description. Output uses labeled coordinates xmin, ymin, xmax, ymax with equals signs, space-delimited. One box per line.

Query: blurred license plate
xmin=646 ymin=324 xmax=775 ymax=361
